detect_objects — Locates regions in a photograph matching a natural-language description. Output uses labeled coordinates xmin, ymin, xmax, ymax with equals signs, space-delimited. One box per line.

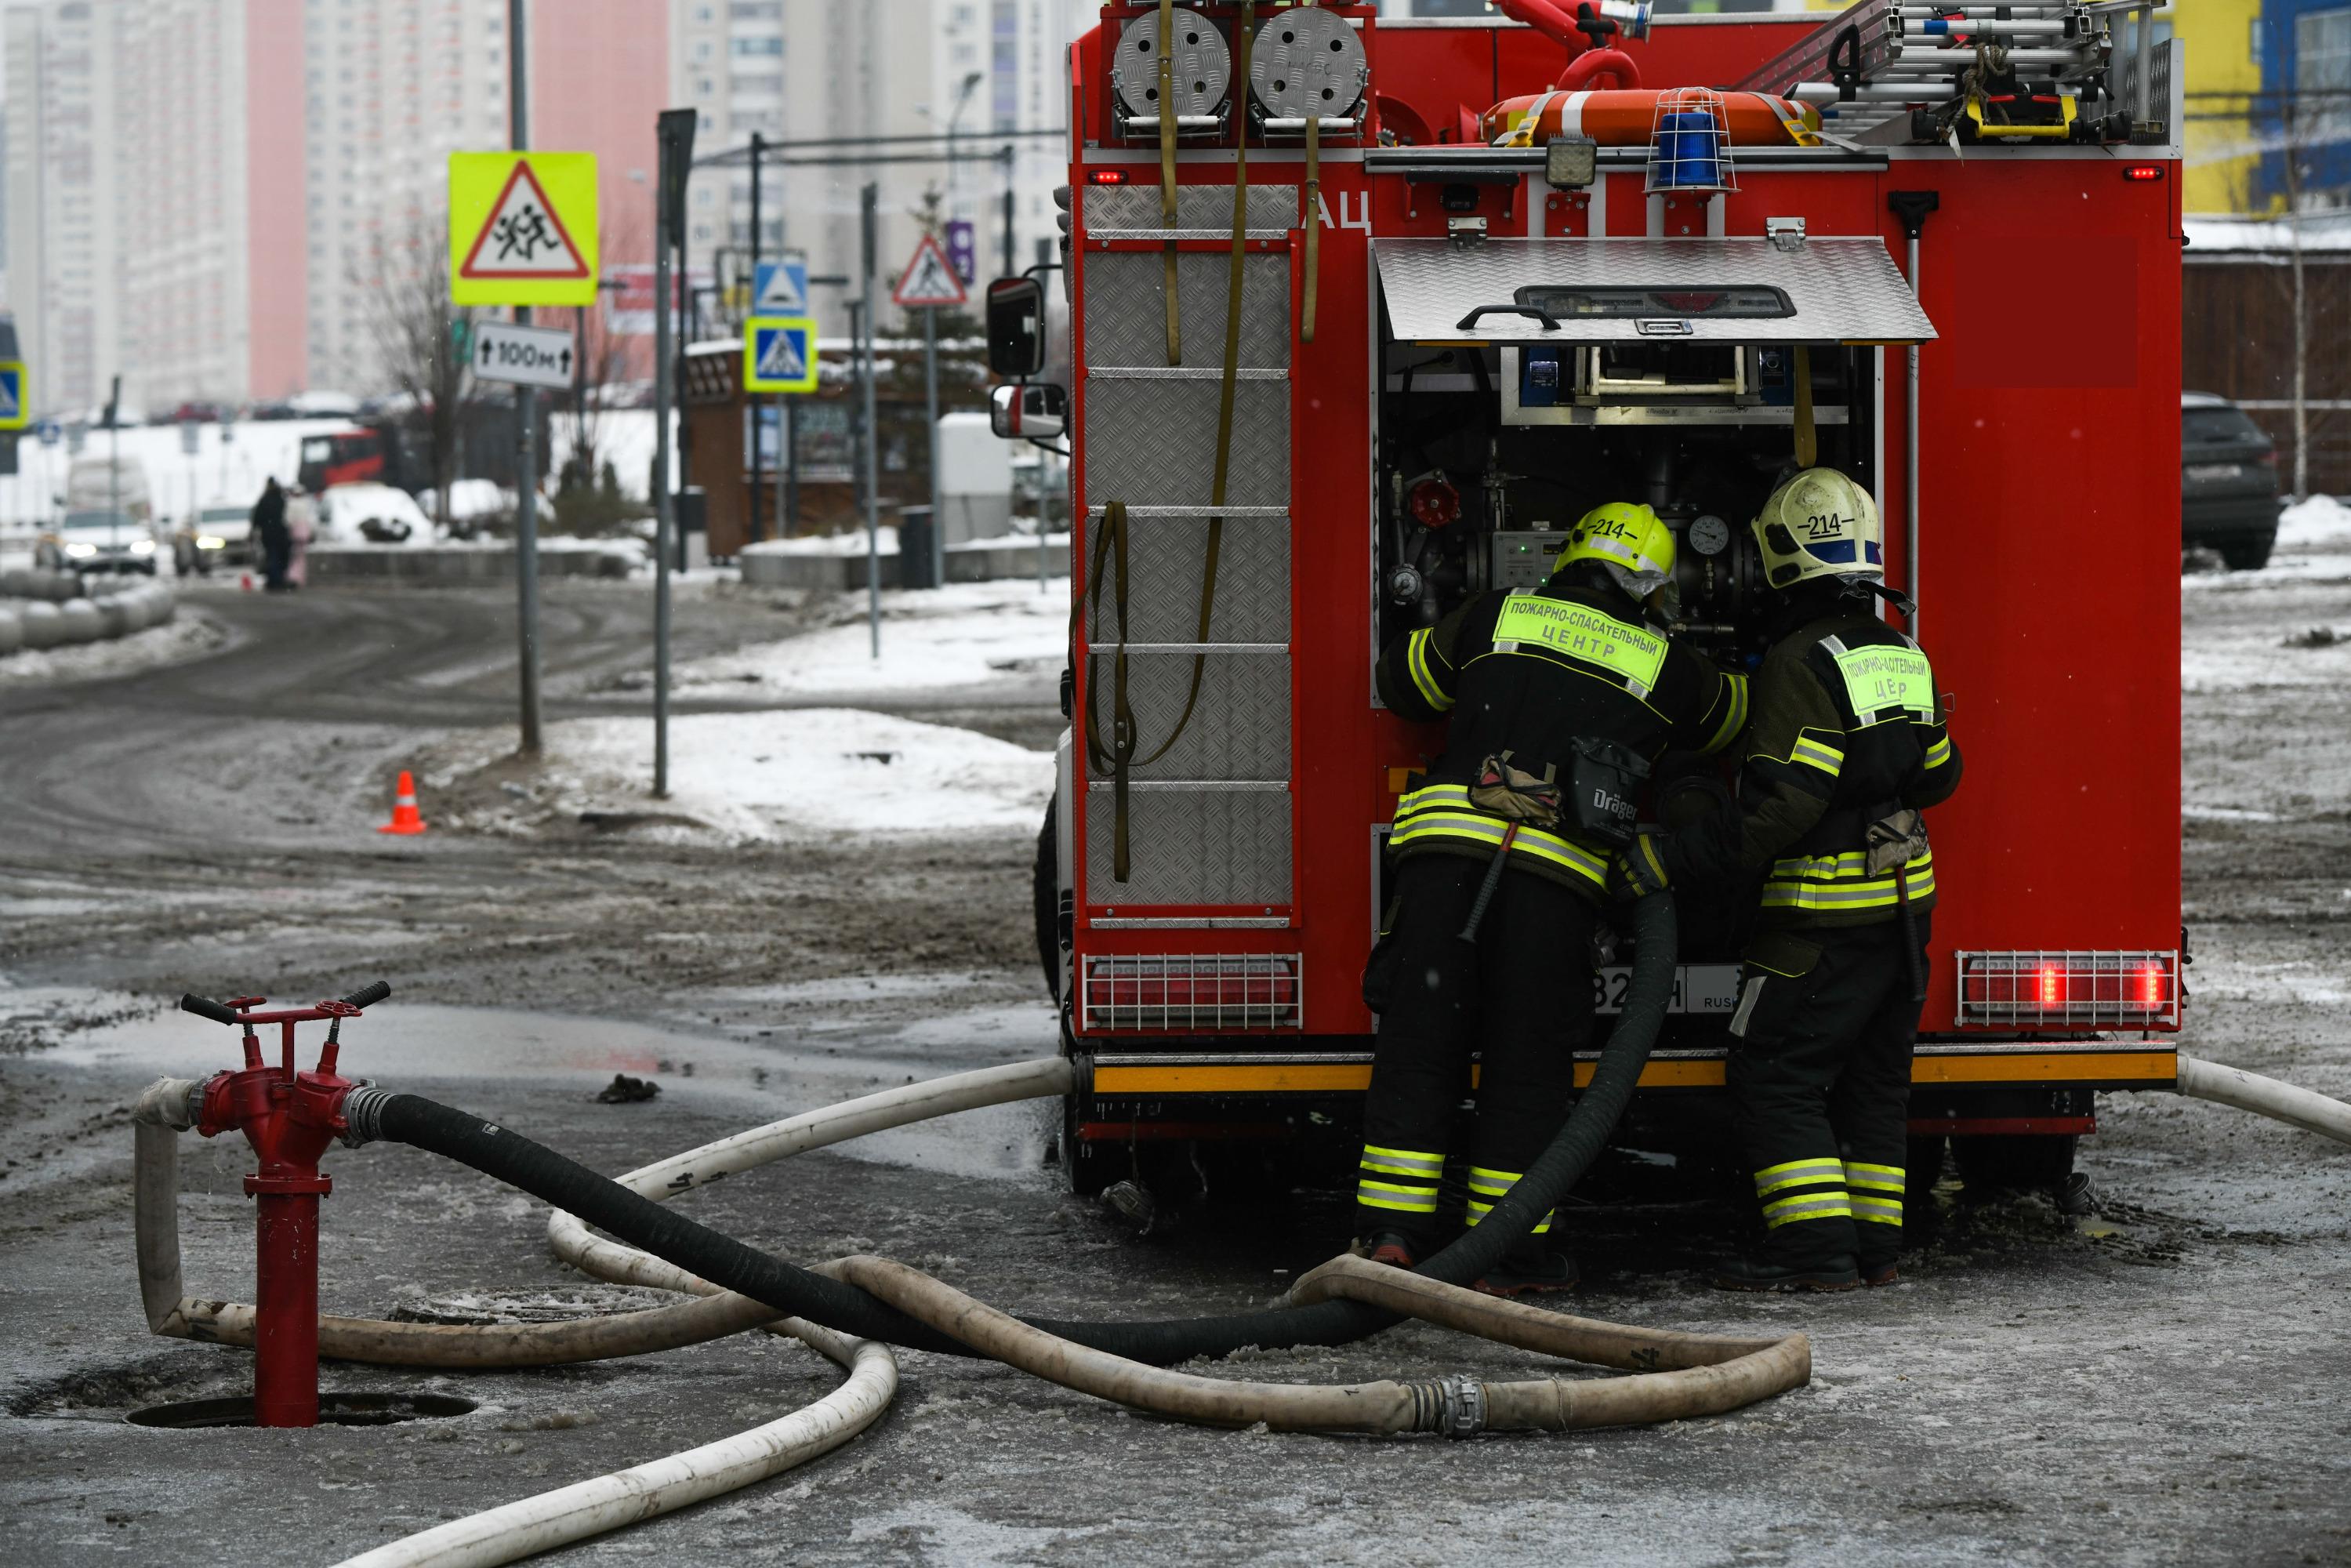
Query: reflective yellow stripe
xmin=1388 ymin=811 xmax=1609 ymax=887
xmin=1851 ymin=1193 xmax=1903 ymax=1225
xmin=1465 ymin=1166 xmax=1522 ymax=1198
xmin=1845 ymin=1162 xmax=1905 ymax=1192
xmin=1396 ymin=783 xmax=1474 ymax=815
xmin=1634 ymin=834 xmax=1670 ymax=888
xmin=1754 ymin=1157 xmax=1845 ymax=1197
xmin=1761 ymin=1191 xmax=1852 ymax=1227
xmin=1761 ymin=866 xmax=1937 ymax=911
xmin=1361 ymin=1145 xmax=1445 ymax=1178
xmin=1769 ymin=849 xmax=1935 ymax=882
xmin=1356 ymin=1178 xmax=1441 ymax=1214
xmin=1787 ymin=734 xmax=1846 ymax=775
xmin=1703 ymin=670 xmax=1749 ymax=755
xmin=1465 ymin=1197 xmax=1552 ymax=1233
xmin=1925 ymin=735 xmax=1952 ymax=768
xmin=1406 ymin=626 xmax=1453 ymax=713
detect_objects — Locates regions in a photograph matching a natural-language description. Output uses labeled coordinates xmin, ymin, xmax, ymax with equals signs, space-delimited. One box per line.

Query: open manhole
xmin=127 ymin=1392 xmax=477 ymax=1429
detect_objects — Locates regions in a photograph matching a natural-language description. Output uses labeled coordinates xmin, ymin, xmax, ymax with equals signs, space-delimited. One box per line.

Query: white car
xmin=314 ymin=483 xmax=437 ymax=548
xmin=175 ymin=503 xmax=256 ymax=575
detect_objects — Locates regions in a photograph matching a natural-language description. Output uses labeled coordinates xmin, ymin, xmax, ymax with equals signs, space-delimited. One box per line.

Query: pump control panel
xmin=1491 ymin=530 xmax=1569 ymax=590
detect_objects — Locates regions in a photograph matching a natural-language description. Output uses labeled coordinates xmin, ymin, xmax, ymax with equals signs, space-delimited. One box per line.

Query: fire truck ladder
xmin=1734 ymin=0 xmax=2170 ymax=147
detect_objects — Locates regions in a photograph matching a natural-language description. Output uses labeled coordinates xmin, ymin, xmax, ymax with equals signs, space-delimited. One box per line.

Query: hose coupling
xmin=1409 ymin=1373 xmax=1488 ymax=1438
xmin=340 ymin=1083 xmax=394 ymax=1147
xmin=1439 ymin=1374 xmax=1487 ymax=1438
xmin=131 ymin=1075 xmax=209 ymax=1131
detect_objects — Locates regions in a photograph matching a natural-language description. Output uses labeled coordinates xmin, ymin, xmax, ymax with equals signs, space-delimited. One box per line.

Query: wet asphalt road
xmin=1 ymin=573 xmax=2348 ymax=1566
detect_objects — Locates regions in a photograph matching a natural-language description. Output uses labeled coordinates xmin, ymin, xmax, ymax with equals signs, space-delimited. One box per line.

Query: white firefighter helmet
xmin=1752 ymin=468 xmax=1883 ymax=590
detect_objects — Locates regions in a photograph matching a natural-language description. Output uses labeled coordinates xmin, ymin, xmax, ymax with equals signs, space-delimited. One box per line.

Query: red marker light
xmin=2123 ymin=165 xmax=2165 ymax=182
xmin=1087 ymin=168 xmax=1130 ymax=185
xmin=2036 ymin=964 xmax=2062 ymax=1006
xmin=2138 ymin=962 xmax=2164 ymax=1009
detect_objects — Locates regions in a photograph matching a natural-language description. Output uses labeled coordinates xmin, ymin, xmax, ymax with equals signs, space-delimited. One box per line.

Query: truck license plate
xmin=1594 ymin=964 xmax=1742 ymax=1015
xmin=2186 ymin=463 xmax=2243 ymax=481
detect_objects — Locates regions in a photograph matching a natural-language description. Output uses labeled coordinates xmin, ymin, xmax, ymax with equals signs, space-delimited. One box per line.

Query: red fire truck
xmin=994 ymin=2 xmax=2185 ymax=1201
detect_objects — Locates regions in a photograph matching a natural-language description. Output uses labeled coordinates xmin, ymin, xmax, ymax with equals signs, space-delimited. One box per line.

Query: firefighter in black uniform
xmin=1361 ymin=502 xmax=1747 ymax=1296
xmin=1614 ymin=468 xmax=1962 ymax=1292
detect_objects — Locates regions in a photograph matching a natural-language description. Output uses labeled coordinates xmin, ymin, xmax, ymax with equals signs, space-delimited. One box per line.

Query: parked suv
xmin=2182 ymin=392 xmax=2284 ymax=569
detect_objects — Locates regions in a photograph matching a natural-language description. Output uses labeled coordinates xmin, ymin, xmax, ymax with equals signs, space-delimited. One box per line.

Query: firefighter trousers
xmin=1355 ymin=852 xmax=1597 ymax=1247
xmin=1725 ymin=915 xmax=1932 ymax=1272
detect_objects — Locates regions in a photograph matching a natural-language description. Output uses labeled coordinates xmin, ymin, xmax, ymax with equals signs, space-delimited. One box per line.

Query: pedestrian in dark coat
xmin=253 ymin=477 xmax=291 ymax=591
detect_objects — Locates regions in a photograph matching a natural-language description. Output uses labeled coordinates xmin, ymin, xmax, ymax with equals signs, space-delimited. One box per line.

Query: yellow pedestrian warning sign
xmin=448 ymin=152 xmax=600 ymax=307
xmin=744 ymin=318 xmax=819 ymax=394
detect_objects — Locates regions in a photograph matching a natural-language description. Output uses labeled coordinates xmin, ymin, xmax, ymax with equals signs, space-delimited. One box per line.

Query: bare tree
xmin=353 ymin=216 xmax=482 ymax=528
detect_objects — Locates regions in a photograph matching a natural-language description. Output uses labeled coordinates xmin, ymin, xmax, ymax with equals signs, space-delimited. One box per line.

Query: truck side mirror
xmin=985 ymin=276 xmax=1047 ymax=379
xmin=989 ymin=383 xmax=1067 ymax=443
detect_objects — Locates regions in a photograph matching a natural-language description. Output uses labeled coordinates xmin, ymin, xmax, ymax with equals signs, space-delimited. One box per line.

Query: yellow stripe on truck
xmin=1091 ymin=1051 xmax=2179 ymax=1096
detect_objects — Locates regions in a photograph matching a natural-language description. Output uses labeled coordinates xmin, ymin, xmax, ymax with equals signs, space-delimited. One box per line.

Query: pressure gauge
xmin=1688 ymin=514 xmax=1732 ymax=557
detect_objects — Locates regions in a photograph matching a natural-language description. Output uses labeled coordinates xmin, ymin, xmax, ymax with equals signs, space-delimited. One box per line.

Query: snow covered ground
xmin=674 ymin=579 xmax=1065 ymax=699
xmin=430 ymin=707 xmax=1051 ymax=843
xmin=2181 ymin=495 xmax=2351 ymax=694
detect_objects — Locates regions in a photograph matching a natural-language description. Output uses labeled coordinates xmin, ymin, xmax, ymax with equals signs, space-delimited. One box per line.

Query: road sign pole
xmin=508 ymin=0 xmax=543 ymax=756
xmin=748 ymin=132 xmax=764 ymax=544
xmin=861 ymin=181 xmax=880 ymax=659
xmin=785 ymin=392 xmax=804 ymax=540
xmin=924 ymin=304 xmax=942 ymax=591
xmin=655 ymin=110 xmax=697 ymax=798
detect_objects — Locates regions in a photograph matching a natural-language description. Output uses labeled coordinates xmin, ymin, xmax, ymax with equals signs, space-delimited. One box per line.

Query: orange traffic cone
xmin=377 ymin=770 xmax=427 ymax=836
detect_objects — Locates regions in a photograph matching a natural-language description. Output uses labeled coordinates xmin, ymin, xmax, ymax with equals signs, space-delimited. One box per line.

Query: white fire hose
xmin=125 ymin=1049 xmax=2349 ymax=1567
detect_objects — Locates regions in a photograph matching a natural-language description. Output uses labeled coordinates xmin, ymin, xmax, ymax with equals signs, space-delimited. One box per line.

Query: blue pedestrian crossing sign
xmin=0 ymin=361 xmax=27 ymax=432
xmin=752 ymin=255 xmax=808 ymax=314
xmin=743 ymin=316 xmax=818 ymax=394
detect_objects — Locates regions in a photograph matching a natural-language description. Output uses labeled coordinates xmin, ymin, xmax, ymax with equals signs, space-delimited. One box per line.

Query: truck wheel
xmin=1034 ymin=797 xmax=1060 ymax=1004
xmin=2219 ymin=536 xmax=2274 ymax=571
xmin=1950 ymin=1132 xmax=2076 ymax=1196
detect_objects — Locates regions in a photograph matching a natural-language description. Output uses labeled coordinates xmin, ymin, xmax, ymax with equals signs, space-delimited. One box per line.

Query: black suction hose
xmin=362 ymin=894 xmax=1679 ymax=1366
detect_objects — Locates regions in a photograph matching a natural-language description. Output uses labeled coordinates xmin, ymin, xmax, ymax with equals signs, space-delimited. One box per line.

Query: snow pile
xmin=678 ymin=580 xmax=1065 ymax=698
xmin=0 ymin=610 xmax=232 ymax=690
xmin=2276 ymin=493 xmax=2351 ymax=554
xmin=453 ymin=708 xmax=1050 ymax=842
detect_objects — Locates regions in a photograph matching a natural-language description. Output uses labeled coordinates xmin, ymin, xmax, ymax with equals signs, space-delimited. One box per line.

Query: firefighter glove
xmin=1610 ymin=833 xmax=1674 ymax=903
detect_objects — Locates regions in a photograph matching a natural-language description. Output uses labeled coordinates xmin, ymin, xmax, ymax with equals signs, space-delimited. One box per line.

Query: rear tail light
xmin=1083 ymin=954 xmax=1303 ymax=1033
xmin=1956 ymin=950 xmax=2179 ymax=1029
xmin=1086 ymin=167 xmax=1130 ymax=186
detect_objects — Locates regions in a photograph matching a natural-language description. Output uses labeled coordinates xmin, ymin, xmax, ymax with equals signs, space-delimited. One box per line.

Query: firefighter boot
xmin=1475 ymin=1236 xmax=1579 ymax=1298
xmin=1711 ymin=1254 xmax=1861 ymax=1293
xmin=1355 ymin=1229 xmax=1425 ymax=1269
xmin=1862 ymin=1259 xmax=1900 ymax=1287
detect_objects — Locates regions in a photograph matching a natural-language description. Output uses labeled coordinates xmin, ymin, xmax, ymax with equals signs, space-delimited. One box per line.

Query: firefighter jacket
xmin=1376 ymin=583 xmax=1748 ymax=903
xmin=1671 ymin=594 xmax=1962 ymax=928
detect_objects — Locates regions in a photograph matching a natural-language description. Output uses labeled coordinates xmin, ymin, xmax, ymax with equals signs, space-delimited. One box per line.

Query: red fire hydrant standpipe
xmin=178 ymin=982 xmax=390 ymax=1428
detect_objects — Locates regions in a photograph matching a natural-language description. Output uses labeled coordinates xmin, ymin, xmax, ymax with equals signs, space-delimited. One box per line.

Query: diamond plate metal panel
xmin=1083 ymin=378 xmax=1289 ymax=507
xmin=1083 ymin=514 xmax=1291 ymax=644
xmin=1085 ymin=252 xmax=1292 ymax=368
xmin=1085 ymin=785 xmax=1293 ymax=906
xmin=1084 ymin=183 xmax=1299 ymax=235
xmin=1375 ymin=237 xmax=1936 ymax=343
xmin=1078 ymin=648 xmax=1289 ymax=780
